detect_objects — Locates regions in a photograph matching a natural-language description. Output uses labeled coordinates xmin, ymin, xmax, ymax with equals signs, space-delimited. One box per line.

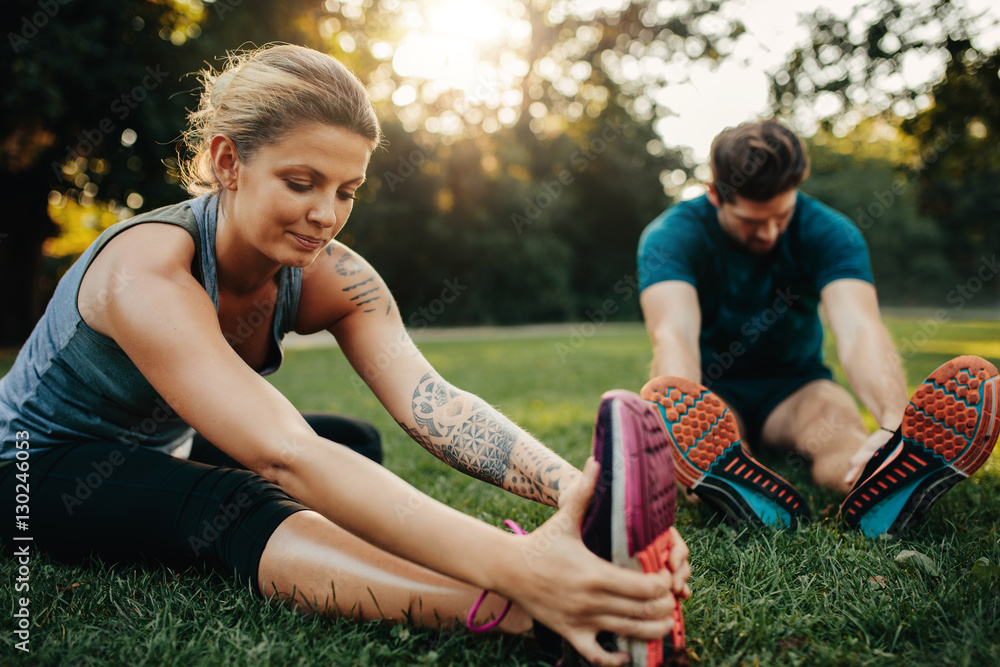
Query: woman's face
xmin=221 ymin=122 xmax=372 ymax=268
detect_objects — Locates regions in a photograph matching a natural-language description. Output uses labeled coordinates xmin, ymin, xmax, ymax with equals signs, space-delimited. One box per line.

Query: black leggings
xmin=1 ymin=413 xmax=381 ymax=593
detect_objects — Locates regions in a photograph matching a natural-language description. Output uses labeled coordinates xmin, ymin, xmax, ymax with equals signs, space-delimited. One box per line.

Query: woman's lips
xmin=291 ymin=232 xmax=325 ymax=250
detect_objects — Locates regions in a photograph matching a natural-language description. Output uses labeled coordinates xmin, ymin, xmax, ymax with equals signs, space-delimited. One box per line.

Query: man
xmin=635 ymin=119 xmax=998 ymax=536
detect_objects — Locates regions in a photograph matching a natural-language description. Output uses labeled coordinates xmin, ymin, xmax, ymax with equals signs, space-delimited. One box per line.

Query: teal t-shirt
xmin=637 ymin=192 xmax=873 ymax=380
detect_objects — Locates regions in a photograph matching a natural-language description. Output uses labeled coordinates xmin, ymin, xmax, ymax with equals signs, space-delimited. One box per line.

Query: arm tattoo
xmin=335 ymin=251 xmax=385 ymax=313
xmin=405 ymin=373 xmax=513 ymax=486
xmin=399 ymin=373 xmax=575 ymax=505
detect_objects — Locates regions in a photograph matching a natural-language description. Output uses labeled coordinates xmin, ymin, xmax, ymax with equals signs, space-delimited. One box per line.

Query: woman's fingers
xmin=667 ymin=527 xmax=688 ymax=571
xmin=667 ymin=527 xmax=692 ymax=596
xmin=587 ymin=611 xmax=675 ymax=641
xmin=597 ymin=559 xmax=674 ymax=600
xmin=558 ymin=456 xmax=599 ymax=526
xmin=570 ymin=583 xmax=677 ymax=621
xmin=559 ymin=608 xmax=674 ymax=664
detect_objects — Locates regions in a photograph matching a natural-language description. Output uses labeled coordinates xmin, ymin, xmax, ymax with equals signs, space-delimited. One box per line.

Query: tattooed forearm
xmin=405 ymin=373 xmax=513 ymax=486
xmin=508 ymin=442 xmax=577 ymax=507
xmin=399 ymin=372 xmax=578 ymax=506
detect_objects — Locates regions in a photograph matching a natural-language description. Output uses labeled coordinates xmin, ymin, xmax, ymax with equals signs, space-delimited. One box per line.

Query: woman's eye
xmin=285 ymin=180 xmax=312 ymax=192
xmin=338 ymin=191 xmax=358 ymax=201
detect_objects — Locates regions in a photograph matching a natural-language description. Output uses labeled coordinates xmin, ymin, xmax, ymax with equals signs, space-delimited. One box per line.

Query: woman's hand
xmin=498 ymin=458 xmax=687 ymax=667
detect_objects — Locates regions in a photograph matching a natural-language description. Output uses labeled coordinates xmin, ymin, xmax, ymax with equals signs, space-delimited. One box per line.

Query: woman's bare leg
xmin=256 ymin=510 xmax=532 ymax=633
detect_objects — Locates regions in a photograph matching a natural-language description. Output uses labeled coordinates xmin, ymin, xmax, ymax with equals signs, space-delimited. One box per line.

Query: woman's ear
xmin=210 ymin=135 xmax=241 ymax=192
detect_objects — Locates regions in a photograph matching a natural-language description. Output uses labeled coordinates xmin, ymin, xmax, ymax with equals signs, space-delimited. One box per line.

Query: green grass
xmin=2 ymin=319 xmax=999 ymax=666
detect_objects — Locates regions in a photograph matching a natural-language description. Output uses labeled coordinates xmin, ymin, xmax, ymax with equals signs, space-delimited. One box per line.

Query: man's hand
xmin=844 ymin=428 xmax=895 ymax=487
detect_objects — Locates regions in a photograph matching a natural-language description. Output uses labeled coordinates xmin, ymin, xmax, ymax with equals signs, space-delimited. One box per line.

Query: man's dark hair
xmin=709 ymin=119 xmax=810 ymax=203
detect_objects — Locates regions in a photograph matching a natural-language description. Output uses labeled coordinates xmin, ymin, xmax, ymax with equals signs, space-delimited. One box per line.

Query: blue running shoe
xmin=641 ymin=376 xmax=811 ymax=529
xmin=840 ymin=355 xmax=999 ymax=537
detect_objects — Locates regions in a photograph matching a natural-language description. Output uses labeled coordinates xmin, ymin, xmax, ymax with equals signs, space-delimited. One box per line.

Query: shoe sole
xmin=603 ymin=390 xmax=686 ymax=667
xmin=640 ymin=377 xmax=810 ymax=529
xmin=841 ymin=355 xmax=999 ymax=537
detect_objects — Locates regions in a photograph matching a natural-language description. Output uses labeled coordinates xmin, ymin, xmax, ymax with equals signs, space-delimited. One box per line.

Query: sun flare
xmin=389 ymin=0 xmax=530 ymax=103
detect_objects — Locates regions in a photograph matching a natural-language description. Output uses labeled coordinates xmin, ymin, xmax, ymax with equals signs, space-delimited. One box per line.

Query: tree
xmin=321 ymin=0 xmax=744 ymax=322
xmin=2 ymin=0 xmax=754 ymax=343
xmin=1 ymin=0 xmax=196 ymax=344
xmin=898 ymin=46 xmax=1000 ymax=306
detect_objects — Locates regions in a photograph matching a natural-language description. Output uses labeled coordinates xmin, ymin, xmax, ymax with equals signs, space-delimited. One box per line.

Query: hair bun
xmin=210 ymin=71 xmax=235 ymax=107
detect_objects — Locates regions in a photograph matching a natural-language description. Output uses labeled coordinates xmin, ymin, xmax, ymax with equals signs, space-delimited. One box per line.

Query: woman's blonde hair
xmin=180 ymin=44 xmax=381 ymax=195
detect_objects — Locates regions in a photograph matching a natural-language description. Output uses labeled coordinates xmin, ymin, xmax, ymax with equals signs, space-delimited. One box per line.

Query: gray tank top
xmin=0 ymin=194 xmax=302 ymax=459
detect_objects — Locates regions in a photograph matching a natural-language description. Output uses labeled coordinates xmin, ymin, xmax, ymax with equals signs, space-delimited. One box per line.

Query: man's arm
xmin=639 ymin=280 xmax=702 ymax=382
xmin=821 ymin=279 xmax=910 ymax=483
xmin=821 ymin=278 xmax=908 ymax=430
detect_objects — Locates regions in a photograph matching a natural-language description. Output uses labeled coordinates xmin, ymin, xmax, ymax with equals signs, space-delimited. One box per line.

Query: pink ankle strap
xmin=466 ymin=520 xmax=527 ymax=632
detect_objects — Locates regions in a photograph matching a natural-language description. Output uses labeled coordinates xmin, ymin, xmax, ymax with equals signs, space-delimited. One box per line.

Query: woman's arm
xmin=399 ymin=371 xmax=577 ymax=506
xmin=86 ymin=227 xmax=678 ymax=664
xmin=302 ymin=243 xmax=580 ymax=507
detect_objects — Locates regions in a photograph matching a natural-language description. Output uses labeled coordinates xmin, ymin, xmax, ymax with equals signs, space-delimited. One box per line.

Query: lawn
xmin=1 ymin=318 xmax=999 ymax=666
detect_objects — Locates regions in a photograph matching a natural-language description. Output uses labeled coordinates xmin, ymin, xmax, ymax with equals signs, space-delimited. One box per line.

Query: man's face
xmin=707 ymin=187 xmax=797 ymax=255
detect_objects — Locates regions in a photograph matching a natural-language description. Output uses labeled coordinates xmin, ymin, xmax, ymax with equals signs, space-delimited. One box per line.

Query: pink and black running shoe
xmin=641 ymin=377 xmax=811 ymax=529
xmin=580 ymin=389 xmax=686 ymax=667
xmin=839 ymin=355 xmax=999 ymax=537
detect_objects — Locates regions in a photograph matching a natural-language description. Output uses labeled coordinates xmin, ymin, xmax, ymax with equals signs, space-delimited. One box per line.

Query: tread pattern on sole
xmin=640 ymin=378 xmax=737 ymax=488
xmin=600 ymin=390 xmax=686 ymax=666
xmin=841 ymin=355 xmax=999 ymax=535
xmin=640 ymin=377 xmax=810 ymax=527
xmin=608 ymin=390 xmax=678 ymax=555
xmin=903 ymin=356 xmax=999 ymax=472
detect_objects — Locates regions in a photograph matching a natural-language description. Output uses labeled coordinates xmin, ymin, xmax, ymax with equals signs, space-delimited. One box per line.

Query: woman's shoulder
xmin=97 ymin=217 xmax=198 ymax=272
xmin=296 ymin=241 xmax=393 ymax=333
xmin=301 ymin=240 xmax=382 ymax=288
xmin=79 ymin=216 xmax=200 ymax=317
xmin=86 ymin=199 xmax=202 ymax=271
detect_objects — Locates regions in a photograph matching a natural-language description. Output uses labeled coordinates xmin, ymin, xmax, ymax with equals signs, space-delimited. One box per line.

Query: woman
xmin=0 ymin=45 xmax=688 ymax=666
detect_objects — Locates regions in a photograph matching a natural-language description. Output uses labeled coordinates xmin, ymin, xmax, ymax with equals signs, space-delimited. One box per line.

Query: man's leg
xmin=760 ymin=380 xmax=869 ymax=494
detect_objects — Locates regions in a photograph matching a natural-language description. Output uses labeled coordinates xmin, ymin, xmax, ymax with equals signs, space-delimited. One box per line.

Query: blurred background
xmin=1 ymin=0 xmax=998 ymax=347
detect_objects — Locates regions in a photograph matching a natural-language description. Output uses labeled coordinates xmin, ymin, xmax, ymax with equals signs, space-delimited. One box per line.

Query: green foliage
xmin=4 ymin=0 xmax=735 ymax=339
xmin=4 ymin=0 xmax=998 ymax=344
xmin=899 ymin=48 xmax=1000 ymax=303
xmin=354 ymin=113 xmax=674 ymax=325
xmin=2 ymin=319 xmax=999 ymax=665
